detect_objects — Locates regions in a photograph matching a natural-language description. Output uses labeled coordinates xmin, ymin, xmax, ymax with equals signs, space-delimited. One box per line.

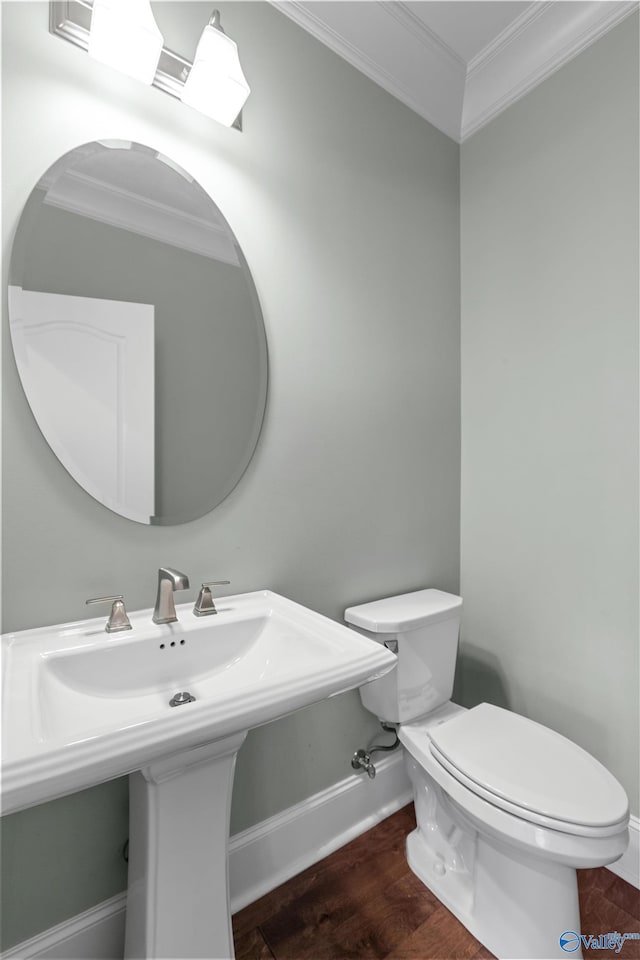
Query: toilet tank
xmin=344 ymin=589 xmax=462 ymax=723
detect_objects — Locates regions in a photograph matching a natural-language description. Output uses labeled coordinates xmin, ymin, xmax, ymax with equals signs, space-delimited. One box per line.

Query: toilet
xmin=345 ymin=589 xmax=629 ymax=960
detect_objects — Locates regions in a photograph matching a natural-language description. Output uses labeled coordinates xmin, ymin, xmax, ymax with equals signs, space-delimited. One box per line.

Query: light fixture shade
xmin=181 ymin=22 xmax=250 ymax=127
xmin=88 ymin=0 xmax=163 ymax=85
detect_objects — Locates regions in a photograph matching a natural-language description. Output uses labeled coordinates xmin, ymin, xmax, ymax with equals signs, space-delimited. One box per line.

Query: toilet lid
xmin=429 ymin=704 xmax=628 ymax=828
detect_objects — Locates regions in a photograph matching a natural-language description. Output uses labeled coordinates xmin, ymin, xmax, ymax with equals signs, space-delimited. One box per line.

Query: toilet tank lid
xmin=344 ymin=589 xmax=462 ymax=633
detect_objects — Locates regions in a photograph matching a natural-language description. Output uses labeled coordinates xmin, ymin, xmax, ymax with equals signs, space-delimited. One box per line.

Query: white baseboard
xmin=5 ymin=763 xmax=636 ymax=960
xmin=0 ymin=893 xmax=127 ymax=960
xmin=2 ymin=752 xmax=411 ymax=959
xmin=608 ymin=814 xmax=640 ymax=889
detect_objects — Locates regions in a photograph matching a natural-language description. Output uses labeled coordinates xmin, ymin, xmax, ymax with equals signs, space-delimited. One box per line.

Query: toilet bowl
xmin=345 ymin=590 xmax=629 ymax=960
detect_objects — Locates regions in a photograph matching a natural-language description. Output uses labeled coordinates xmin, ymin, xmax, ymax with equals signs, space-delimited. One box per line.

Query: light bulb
xmin=88 ymin=0 xmax=163 ymax=85
xmin=181 ymin=15 xmax=250 ymax=127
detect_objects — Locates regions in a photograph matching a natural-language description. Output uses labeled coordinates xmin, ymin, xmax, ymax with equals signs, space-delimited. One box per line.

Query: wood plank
xmin=389 ymin=904 xmax=489 ymax=960
xmin=233 ymin=925 xmax=275 ymax=960
xmin=603 ymin=874 xmax=640 ymax=922
xmin=578 ymin=866 xmax=616 ymax=899
xmin=327 ymin=871 xmax=441 ymax=959
xmin=260 ymin=870 xmax=440 ymax=960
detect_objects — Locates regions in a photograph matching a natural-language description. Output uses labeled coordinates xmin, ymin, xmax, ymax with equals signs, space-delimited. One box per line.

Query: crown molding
xmin=381 ymin=2 xmax=466 ymax=71
xmin=271 ymin=0 xmax=638 ymax=144
xmin=466 ymin=3 xmax=551 ymax=80
xmin=461 ymin=1 xmax=638 ymax=141
xmin=270 ymin=0 xmax=465 ymax=142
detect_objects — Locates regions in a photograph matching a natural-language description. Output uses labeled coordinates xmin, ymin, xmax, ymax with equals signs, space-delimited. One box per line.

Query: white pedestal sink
xmin=2 ymin=590 xmax=396 ymax=959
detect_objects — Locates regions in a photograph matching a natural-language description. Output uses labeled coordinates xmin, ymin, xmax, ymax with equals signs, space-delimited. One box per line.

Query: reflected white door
xmin=9 ymin=287 xmax=155 ymax=523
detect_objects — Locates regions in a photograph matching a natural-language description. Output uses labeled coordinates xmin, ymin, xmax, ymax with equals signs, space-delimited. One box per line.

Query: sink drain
xmin=169 ymin=691 xmax=196 ymax=707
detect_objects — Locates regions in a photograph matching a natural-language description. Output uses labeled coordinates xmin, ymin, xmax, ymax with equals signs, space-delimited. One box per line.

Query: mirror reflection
xmin=9 ymin=141 xmax=268 ymax=525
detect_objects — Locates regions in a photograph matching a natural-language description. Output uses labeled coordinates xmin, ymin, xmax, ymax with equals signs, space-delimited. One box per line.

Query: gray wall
xmin=459 ymin=16 xmax=639 ymax=815
xmin=1 ymin=1 xmax=460 ymax=948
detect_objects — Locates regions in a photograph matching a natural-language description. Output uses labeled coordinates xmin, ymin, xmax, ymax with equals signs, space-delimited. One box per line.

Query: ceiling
xmin=272 ymin=1 xmax=638 ymax=141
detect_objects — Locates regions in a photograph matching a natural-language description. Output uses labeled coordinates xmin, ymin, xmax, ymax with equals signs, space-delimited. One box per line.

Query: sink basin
xmin=1 ymin=590 xmax=396 ymax=814
xmin=42 ymin=617 xmax=272 ymax=696
xmin=43 ymin=615 xmax=266 ymax=699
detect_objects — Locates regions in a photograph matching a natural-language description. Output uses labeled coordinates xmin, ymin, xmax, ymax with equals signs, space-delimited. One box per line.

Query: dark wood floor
xmin=233 ymin=804 xmax=640 ymax=960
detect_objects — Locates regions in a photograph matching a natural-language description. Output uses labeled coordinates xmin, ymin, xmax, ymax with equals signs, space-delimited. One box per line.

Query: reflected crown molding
xmin=42 ymin=169 xmax=240 ymax=265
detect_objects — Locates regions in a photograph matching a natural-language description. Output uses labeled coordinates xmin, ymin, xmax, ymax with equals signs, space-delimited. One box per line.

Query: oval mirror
xmin=8 ymin=141 xmax=268 ymax=525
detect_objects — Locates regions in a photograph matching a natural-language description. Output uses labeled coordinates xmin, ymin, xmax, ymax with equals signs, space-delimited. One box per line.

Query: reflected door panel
xmin=9 ymin=287 xmax=155 ymax=523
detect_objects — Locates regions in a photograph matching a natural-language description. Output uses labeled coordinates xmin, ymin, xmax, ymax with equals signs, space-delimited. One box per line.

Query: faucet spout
xmin=153 ymin=567 xmax=190 ymax=624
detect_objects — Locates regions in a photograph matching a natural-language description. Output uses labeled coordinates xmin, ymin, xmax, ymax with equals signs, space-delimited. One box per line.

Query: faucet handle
xmin=193 ymin=581 xmax=230 ymax=617
xmin=86 ymin=595 xmax=132 ymax=633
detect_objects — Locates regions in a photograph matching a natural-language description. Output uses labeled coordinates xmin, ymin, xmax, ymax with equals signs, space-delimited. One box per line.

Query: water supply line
xmin=351 ymin=721 xmax=399 ymax=779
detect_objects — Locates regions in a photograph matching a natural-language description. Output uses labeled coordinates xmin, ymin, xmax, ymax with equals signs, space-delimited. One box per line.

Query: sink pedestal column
xmin=124 ymin=732 xmax=247 ymax=959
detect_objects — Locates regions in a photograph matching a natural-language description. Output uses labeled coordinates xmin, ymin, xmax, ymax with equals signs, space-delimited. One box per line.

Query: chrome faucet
xmin=153 ymin=567 xmax=190 ymax=624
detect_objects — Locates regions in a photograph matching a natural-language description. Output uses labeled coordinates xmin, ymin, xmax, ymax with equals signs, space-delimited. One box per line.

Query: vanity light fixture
xmin=180 ymin=10 xmax=250 ymax=128
xmin=87 ymin=0 xmax=163 ymax=85
xmin=49 ymin=1 xmax=247 ymax=130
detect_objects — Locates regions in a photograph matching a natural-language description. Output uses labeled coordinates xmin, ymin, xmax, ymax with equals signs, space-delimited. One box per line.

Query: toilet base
xmin=405 ymin=755 xmax=583 ymax=959
xmin=407 ymin=825 xmax=582 ymax=959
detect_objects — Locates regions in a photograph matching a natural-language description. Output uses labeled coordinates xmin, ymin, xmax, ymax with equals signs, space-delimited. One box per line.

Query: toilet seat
xmin=401 ymin=714 xmax=629 ymax=870
xmin=427 ymin=703 xmax=628 ymax=833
